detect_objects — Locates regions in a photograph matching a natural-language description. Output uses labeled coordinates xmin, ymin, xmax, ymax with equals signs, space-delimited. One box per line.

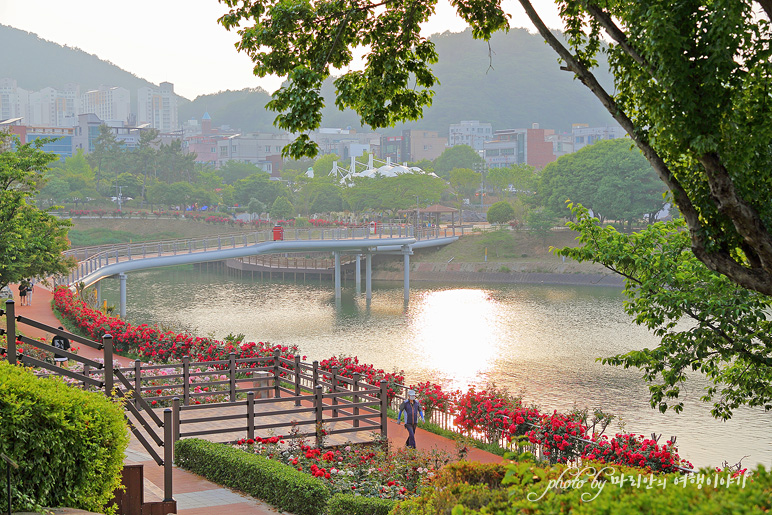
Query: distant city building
xmin=483 ymin=124 xmax=556 ymax=170
xmin=379 ymin=135 xmax=404 ymax=162
xmin=137 ymin=82 xmax=179 ymax=132
xmin=0 ymin=78 xmax=28 ymax=121
xmin=81 ymin=85 xmax=131 ymax=125
xmin=216 ymin=132 xmax=295 ymax=175
xmin=28 ymin=83 xmax=80 ymax=127
xmin=401 ymin=129 xmax=446 ymax=162
xmin=310 ymin=128 xmax=381 ymax=159
xmin=184 ymin=112 xmax=240 ymax=166
xmin=0 ymin=117 xmax=74 ymax=160
xmin=72 ymin=113 xmax=148 ymax=155
xmin=448 ymin=120 xmax=493 ymax=150
xmin=571 ymin=124 xmax=626 ymax=151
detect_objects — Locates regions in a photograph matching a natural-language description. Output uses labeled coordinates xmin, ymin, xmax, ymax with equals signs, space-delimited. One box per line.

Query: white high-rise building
xmin=449 ymin=120 xmax=493 ymax=150
xmin=28 ymin=83 xmax=80 ymax=127
xmin=138 ymin=81 xmax=179 ymax=132
xmin=81 ymin=85 xmax=131 ymax=124
xmin=0 ymin=78 xmax=29 ymax=121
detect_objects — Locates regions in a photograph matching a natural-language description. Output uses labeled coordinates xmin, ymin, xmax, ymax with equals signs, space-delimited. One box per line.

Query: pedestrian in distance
xmin=26 ymin=278 xmax=34 ymax=306
xmin=18 ymin=280 xmax=28 ymax=306
xmin=397 ymin=389 xmax=425 ymax=449
xmin=51 ymin=327 xmax=71 ymax=367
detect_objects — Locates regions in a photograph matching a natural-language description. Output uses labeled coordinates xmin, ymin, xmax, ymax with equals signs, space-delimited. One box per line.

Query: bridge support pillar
xmin=355 ymin=254 xmax=361 ymax=293
xmin=96 ymin=281 xmax=102 ymax=308
xmin=119 ymin=273 xmax=127 ymax=318
xmin=402 ymin=245 xmax=411 ymax=304
xmin=365 ymin=253 xmax=372 ymax=301
xmin=334 ymin=252 xmax=341 ymax=299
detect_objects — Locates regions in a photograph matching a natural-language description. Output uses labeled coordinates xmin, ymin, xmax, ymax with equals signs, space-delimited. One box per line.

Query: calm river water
xmin=98 ymin=265 xmax=771 ymax=469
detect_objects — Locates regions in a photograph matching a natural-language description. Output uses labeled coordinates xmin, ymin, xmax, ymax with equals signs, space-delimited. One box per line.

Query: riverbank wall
xmin=372 ymin=262 xmax=624 ymax=287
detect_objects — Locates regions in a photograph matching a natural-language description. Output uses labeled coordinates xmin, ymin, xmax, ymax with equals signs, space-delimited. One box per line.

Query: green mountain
xmin=0 ymin=24 xmax=160 ymax=94
xmin=182 ymin=28 xmax=615 ymax=135
xmin=2 ymin=23 xmax=613 ymax=135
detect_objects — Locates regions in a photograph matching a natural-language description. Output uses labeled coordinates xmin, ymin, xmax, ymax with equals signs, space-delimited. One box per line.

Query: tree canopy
xmin=0 ymin=133 xmax=73 ymax=290
xmin=555 ymin=203 xmax=772 ymax=420
xmin=218 ymin=0 xmax=772 ymax=295
xmin=538 ymin=139 xmax=667 ymax=226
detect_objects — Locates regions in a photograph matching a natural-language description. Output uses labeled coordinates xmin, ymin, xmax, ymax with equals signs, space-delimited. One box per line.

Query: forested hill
xmin=181 ymin=27 xmax=615 ymax=134
xmin=0 ymin=24 xmax=159 ymax=94
xmin=2 ymin=22 xmax=613 ymax=134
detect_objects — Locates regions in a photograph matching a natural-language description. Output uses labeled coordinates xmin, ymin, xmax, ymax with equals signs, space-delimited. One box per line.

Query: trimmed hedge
xmin=0 ymin=361 xmax=128 ymax=513
xmin=327 ymin=493 xmax=396 ymax=515
xmin=174 ymin=438 xmax=330 ymax=515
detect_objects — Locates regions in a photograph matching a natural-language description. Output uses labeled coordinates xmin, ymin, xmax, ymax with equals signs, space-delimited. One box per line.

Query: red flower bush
xmin=409 ymin=381 xmax=457 ymax=420
xmin=318 ymin=355 xmax=404 ymax=403
xmin=580 ymin=433 xmax=693 ymax=473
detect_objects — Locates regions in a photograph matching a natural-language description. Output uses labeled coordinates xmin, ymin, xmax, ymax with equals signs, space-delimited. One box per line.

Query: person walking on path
xmin=26 ymin=279 xmax=34 ymax=306
xmin=18 ymin=280 xmax=29 ymax=306
xmin=398 ymin=389 xmax=425 ymax=449
xmin=51 ymin=327 xmax=70 ymax=367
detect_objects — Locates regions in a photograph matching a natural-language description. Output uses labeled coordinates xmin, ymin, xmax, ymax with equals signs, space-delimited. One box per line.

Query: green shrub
xmin=327 ymin=493 xmax=395 ymax=515
xmin=175 ymin=438 xmax=329 ymax=515
xmin=0 ymin=361 xmax=128 ymax=513
xmin=434 ymin=461 xmax=772 ymax=514
xmin=433 ymin=462 xmax=507 ymax=489
xmin=392 ymin=483 xmax=507 ymax=515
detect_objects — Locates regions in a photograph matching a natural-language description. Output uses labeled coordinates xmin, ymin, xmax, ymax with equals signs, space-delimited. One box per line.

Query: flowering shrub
xmin=580 ymin=433 xmax=693 ymax=473
xmin=53 ymin=287 xmax=298 ymax=364
xmin=234 ymin=437 xmax=446 ymax=500
xmin=318 ymin=355 xmax=405 ymax=403
xmin=524 ymin=410 xmax=587 ymax=464
xmin=409 ymin=381 xmax=456 ymax=420
xmin=454 ymin=385 xmax=520 ymax=443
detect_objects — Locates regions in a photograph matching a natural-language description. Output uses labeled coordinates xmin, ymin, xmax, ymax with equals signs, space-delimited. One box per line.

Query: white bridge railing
xmin=60 ymin=224 xmax=463 ymax=287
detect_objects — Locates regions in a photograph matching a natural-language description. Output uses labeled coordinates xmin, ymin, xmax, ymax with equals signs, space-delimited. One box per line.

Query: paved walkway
xmin=3 ymin=282 xmax=504 ymax=515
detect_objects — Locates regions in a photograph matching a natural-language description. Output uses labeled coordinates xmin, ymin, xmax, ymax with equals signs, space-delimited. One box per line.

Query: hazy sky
xmin=0 ymin=0 xmax=561 ymax=100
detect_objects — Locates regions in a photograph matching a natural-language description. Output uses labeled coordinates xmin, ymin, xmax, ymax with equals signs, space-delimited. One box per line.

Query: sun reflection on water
xmin=410 ymin=289 xmax=502 ymax=389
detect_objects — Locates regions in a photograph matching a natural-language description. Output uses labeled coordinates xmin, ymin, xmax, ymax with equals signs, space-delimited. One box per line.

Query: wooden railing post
xmin=229 ymin=352 xmax=237 ymax=402
xmin=3 ymin=299 xmax=16 ymax=364
xmin=379 ymin=380 xmax=388 ymax=440
xmin=182 ymin=355 xmax=190 ymax=406
xmin=134 ymin=360 xmax=142 ymax=407
xmin=294 ymin=355 xmax=302 ymax=407
xmin=247 ymin=391 xmax=255 ymax=440
xmin=81 ymin=364 xmax=90 ymax=389
xmin=273 ymin=349 xmax=281 ymax=398
xmin=103 ymin=334 xmax=113 ymax=396
xmin=172 ymin=397 xmax=181 ymax=441
xmin=331 ymin=366 xmax=339 ymax=418
xmin=163 ymin=408 xmax=174 ymax=502
xmin=353 ymin=373 xmax=360 ymax=428
xmin=314 ymin=385 xmax=324 ymax=448
xmin=312 ymin=360 xmax=319 ymax=387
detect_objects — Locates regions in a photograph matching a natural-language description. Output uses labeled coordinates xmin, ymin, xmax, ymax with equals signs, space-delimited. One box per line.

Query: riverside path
xmin=5 ymin=281 xmax=503 ymax=515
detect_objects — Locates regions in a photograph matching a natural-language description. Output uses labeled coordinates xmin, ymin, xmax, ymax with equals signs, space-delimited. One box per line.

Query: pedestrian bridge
xmin=60 ymin=224 xmax=462 ymax=314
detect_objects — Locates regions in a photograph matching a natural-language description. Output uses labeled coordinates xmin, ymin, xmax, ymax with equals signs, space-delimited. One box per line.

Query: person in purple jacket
xmin=398 ymin=389 xmax=425 ymax=449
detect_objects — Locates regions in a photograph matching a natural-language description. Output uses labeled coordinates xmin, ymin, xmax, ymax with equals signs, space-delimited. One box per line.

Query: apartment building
xmin=448 ymin=120 xmax=493 ymax=151
xmin=138 ymin=81 xmax=179 ymax=133
xmin=81 ymin=85 xmax=131 ymax=124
